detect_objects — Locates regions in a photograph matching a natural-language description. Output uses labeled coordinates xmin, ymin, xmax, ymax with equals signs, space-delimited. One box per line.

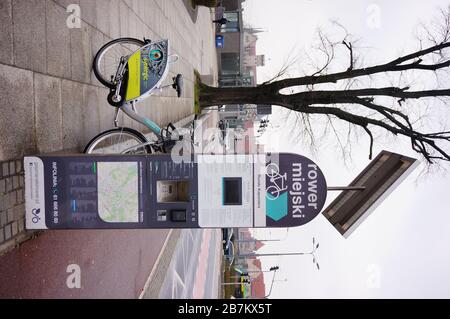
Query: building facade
xmin=216 ymin=0 xmax=265 ymax=87
xmin=216 ymin=0 xmax=245 ymax=87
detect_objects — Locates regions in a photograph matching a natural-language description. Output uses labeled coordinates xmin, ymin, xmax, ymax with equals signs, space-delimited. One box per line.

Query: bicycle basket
xmin=125 ymin=39 xmax=169 ymax=102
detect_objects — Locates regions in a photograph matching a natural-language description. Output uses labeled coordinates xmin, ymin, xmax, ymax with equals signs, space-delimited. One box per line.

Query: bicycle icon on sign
xmin=31 ymin=208 xmax=41 ymax=224
xmin=266 ymin=163 xmax=288 ymax=200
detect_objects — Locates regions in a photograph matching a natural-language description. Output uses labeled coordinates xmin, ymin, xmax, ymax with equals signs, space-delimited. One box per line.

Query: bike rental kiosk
xmin=24 ymin=153 xmax=328 ymax=230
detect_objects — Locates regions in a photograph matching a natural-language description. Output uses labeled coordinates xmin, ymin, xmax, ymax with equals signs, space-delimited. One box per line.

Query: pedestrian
xmin=213 ymin=17 xmax=228 ymax=25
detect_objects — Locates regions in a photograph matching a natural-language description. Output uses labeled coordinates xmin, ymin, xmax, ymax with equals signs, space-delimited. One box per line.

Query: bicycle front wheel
xmin=266 ymin=186 xmax=280 ymax=200
xmin=93 ymin=37 xmax=145 ymax=88
xmin=84 ymin=127 xmax=152 ymax=154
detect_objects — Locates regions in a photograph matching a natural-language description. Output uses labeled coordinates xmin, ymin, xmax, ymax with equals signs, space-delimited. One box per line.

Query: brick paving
xmin=0 ymin=158 xmax=33 ymax=254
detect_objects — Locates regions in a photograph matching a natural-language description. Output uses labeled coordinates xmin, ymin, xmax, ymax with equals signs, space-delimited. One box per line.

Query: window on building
xmin=221 ymin=12 xmax=239 ymax=32
xmin=221 ymin=53 xmax=240 ymax=75
xmin=241 ymin=76 xmax=253 ymax=86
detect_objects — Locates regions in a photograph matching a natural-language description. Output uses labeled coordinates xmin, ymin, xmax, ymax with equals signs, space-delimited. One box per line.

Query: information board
xmin=25 ymin=153 xmax=327 ymax=230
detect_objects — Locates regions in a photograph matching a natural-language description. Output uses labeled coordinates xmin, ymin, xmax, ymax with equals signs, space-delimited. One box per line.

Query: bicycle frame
xmin=269 ymin=173 xmax=288 ymax=193
xmin=110 ymin=103 xmax=174 ymax=155
xmin=119 ymin=102 xmax=162 ymax=135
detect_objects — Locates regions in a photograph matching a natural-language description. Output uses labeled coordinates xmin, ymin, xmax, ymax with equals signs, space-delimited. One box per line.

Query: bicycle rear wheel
xmin=93 ymin=38 xmax=145 ymax=88
xmin=84 ymin=127 xmax=152 ymax=154
xmin=266 ymin=163 xmax=279 ymax=178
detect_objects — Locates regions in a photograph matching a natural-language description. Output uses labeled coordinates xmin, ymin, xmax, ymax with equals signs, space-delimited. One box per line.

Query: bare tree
xmin=198 ymin=7 xmax=450 ymax=163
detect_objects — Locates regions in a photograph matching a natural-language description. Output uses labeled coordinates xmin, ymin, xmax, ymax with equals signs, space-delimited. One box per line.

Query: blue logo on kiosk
xmin=266 ymin=192 xmax=288 ymax=221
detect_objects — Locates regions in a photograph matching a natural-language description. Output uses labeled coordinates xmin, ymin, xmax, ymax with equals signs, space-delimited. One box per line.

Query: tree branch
xmin=362 ymin=126 xmax=374 ymax=160
xmin=290 ymin=101 xmax=450 ymax=163
xmin=342 ymin=40 xmax=354 ymax=71
xmin=268 ymin=42 xmax=450 ymax=91
xmin=285 ymin=87 xmax=450 ymax=102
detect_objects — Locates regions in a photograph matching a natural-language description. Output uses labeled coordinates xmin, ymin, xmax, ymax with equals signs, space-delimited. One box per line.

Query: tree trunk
xmin=192 ymin=0 xmax=218 ymax=8
xmin=199 ymin=83 xmax=281 ymax=108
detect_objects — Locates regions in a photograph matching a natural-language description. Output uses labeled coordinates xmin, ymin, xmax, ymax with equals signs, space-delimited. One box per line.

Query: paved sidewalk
xmin=0 ymin=0 xmax=218 ymax=255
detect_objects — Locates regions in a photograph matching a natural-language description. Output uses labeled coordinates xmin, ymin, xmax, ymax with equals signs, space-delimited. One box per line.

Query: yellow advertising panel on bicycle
xmin=125 ymin=40 xmax=169 ymax=101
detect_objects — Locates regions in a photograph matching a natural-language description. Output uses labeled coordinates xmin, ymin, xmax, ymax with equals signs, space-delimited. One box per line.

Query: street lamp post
xmin=232 ymin=238 xmax=320 ymax=298
xmin=237 ymin=266 xmax=279 ymax=277
xmin=235 ymin=229 xmax=289 ymax=244
xmin=236 ymin=267 xmax=279 ymax=299
xmin=221 ymin=281 xmax=251 ymax=286
xmin=235 ymin=237 xmax=321 ymax=270
xmin=263 ymin=269 xmax=278 ymax=299
xmin=245 ymin=268 xmax=279 ymax=299
xmin=234 ymin=239 xmax=284 ymax=243
xmin=273 ymin=278 xmax=288 ymax=283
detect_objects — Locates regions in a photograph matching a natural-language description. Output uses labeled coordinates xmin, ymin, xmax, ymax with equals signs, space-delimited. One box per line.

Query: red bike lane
xmin=0 ymin=229 xmax=168 ymax=298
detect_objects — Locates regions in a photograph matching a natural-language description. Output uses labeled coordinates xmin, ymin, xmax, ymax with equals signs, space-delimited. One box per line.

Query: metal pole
xmin=264 ymin=270 xmax=277 ymax=299
xmin=274 ymin=279 xmax=288 ymax=283
xmin=221 ymin=282 xmax=250 ymax=286
xmin=245 ymin=270 xmax=275 ymax=274
xmin=327 ymin=186 xmax=366 ymax=191
xmin=247 ymin=270 xmax=279 ymax=299
xmin=234 ymin=239 xmax=285 ymax=243
xmin=236 ymin=252 xmax=309 ymax=258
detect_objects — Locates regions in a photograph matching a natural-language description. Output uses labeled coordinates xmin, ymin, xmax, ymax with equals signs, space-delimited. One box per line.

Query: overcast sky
xmin=242 ymin=0 xmax=450 ymax=298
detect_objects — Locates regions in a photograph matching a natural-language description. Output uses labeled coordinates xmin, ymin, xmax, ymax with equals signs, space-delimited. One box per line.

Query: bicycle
xmin=266 ymin=163 xmax=288 ymax=200
xmin=84 ymin=37 xmax=190 ymax=155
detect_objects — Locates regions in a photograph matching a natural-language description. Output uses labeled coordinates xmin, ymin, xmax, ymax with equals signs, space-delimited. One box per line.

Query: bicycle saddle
xmin=172 ymin=74 xmax=183 ymax=97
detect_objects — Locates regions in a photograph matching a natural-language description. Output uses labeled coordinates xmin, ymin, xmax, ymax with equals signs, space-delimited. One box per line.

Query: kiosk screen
xmin=223 ymin=177 xmax=242 ymax=205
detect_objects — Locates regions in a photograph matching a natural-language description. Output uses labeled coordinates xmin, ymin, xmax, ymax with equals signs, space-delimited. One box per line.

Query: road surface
xmin=158 ymin=229 xmax=222 ymax=299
